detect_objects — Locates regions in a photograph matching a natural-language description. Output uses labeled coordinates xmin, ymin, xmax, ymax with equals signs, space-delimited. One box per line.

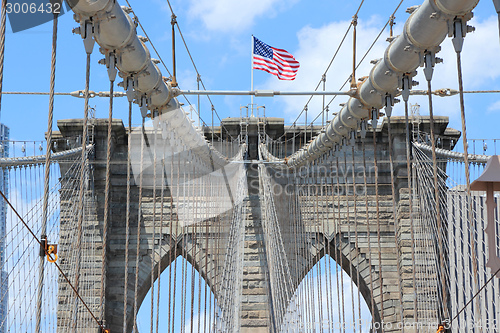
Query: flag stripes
xmin=252 ymin=37 xmax=300 ymax=80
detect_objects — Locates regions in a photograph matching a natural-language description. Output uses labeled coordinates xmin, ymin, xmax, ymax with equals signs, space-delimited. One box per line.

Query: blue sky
xmin=1 ymin=0 xmax=499 ymax=149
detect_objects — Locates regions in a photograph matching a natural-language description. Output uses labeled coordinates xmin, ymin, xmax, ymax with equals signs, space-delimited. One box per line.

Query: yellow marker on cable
xmin=47 ymin=244 xmax=58 ymax=263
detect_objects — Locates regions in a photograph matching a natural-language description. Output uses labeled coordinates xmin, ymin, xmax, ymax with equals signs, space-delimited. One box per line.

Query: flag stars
xmin=254 ymin=39 xmax=273 ymax=59
xmin=252 ymin=36 xmax=299 ymax=80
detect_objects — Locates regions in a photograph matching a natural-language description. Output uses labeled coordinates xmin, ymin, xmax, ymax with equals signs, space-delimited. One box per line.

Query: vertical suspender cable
xmin=197 ymin=74 xmax=201 ymax=127
xmin=36 ymin=11 xmax=58 ymax=333
xmin=179 ymin=162 xmax=187 ymax=333
xmin=73 ymin=51 xmax=92 ymax=333
xmin=212 ymin=173 xmax=221 ymax=331
xmin=167 ymin=138 xmax=177 ymax=333
xmin=351 ymin=146 xmax=362 ymax=331
xmin=133 ymin=119 xmax=146 ymax=332
xmin=325 ymin=155 xmax=334 ymax=332
xmin=156 ymin=143 xmax=166 ymax=333
xmin=314 ymin=161 xmax=324 ymax=329
xmin=196 ymin=162 xmax=204 ymax=333
xmin=171 ymin=149 xmax=181 ymax=333
xmin=372 ymin=122 xmax=385 ymax=327
xmin=361 ymin=140 xmax=376 ymax=327
xmin=335 ymin=157 xmax=346 ymax=333
xmin=343 ymin=152 xmax=357 ymax=333
xmin=320 ymin=156 xmax=332 ymax=331
xmin=403 ymin=97 xmax=418 ymax=325
xmin=171 ymin=14 xmax=178 ymax=87
xmin=150 ymin=122 xmax=158 ymax=333
xmin=425 ymin=74 xmax=448 ymax=321
xmin=351 ymin=15 xmax=358 ymax=89
xmin=389 ymin=15 xmax=395 ymax=38
xmin=190 ymin=161 xmax=198 ymax=333
xmin=202 ymin=165 xmax=209 ymax=333
xmin=455 ymin=36 xmax=482 ymax=324
xmin=101 ymin=73 xmax=115 ymax=328
xmin=206 ymin=172 xmax=213 ymax=332
xmin=306 ymin=159 xmax=315 ymax=330
xmin=322 ymin=75 xmax=326 ymax=128
xmin=123 ymin=102 xmax=132 ymax=333
xmin=304 ymin=107 xmax=307 ymax=149
xmin=387 ymin=116 xmax=405 ymax=329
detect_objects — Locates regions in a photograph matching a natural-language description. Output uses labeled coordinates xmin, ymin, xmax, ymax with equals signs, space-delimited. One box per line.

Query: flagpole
xmin=251 ymin=35 xmax=254 ymax=116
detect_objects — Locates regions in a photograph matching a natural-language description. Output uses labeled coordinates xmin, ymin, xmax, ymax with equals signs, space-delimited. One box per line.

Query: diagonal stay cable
xmin=125 ymin=0 xmax=235 ymax=141
xmin=450 ymin=267 xmax=500 ymax=326
xmin=122 ymin=0 xmax=215 ymax=132
xmin=288 ymin=0 xmax=408 ymax=141
xmin=324 ymin=0 xmax=405 ymax=111
xmin=286 ymin=0 xmax=366 ymax=131
xmin=130 ymin=0 xmax=231 ymax=137
xmin=0 ymin=189 xmax=105 ymax=331
xmin=281 ymin=0 xmax=406 ymax=145
xmin=121 ymin=1 xmax=193 ymax=110
xmin=123 ymin=0 xmax=172 ymax=78
xmin=163 ymin=0 xmax=219 ymax=119
xmin=164 ymin=0 xmax=237 ymax=140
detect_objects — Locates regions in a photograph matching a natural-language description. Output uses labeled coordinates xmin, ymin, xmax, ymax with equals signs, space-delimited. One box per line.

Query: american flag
xmin=252 ymin=37 xmax=300 ymax=80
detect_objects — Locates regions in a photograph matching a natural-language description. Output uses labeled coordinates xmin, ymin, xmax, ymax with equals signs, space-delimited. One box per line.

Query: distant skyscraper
xmin=0 ymin=123 xmax=8 ymax=332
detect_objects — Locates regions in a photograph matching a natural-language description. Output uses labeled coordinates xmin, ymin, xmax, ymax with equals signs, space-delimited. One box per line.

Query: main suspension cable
xmin=280 ymin=0 xmax=405 ymax=144
xmin=286 ymin=0 xmax=367 ymax=132
xmin=123 ymin=0 xmax=236 ymax=142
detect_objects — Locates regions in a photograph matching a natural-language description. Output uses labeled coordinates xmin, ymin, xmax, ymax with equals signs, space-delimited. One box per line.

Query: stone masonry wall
xmin=53 ymin=116 xmax=455 ymax=332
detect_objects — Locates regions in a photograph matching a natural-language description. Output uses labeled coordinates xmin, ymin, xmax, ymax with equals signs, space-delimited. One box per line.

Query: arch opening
xmin=282 ymin=255 xmax=372 ymax=332
xmin=137 ymin=255 xmax=219 ymax=333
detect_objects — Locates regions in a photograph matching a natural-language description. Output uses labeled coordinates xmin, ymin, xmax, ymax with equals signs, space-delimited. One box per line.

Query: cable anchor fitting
xmin=139 ymin=95 xmax=150 ymax=118
xmin=40 ymin=235 xmax=58 ymax=263
xmin=371 ymin=108 xmax=379 ymax=130
xmin=82 ymin=21 xmax=95 ymax=55
xmin=401 ymin=74 xmax=413 ymax=102
xmin=423 ymin=51 xmax=442 ymax=82
xmin=385 ymin=94 xmax=396 ymax=118
xmin=105 ymin=52 xmax=117 ymax=82
xmin=389 ymin=14 xmax=396 ymax=38
xmin=100 ymin=320 xmax=110 ymax=333
xmin=352 ymin=14 xmax=358 ymax=26
xmin=451 ymin=17 xmax=475 ymax=53
xmin=360 ymin=120 xmax=367 ymax=139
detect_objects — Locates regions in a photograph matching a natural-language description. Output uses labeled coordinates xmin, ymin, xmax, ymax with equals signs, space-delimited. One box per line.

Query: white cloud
xmin=488 ymin=100 xmax=500 ymax=113
xmin=177 ymin=68 xmax=198 ymax=91
xmin=394 ymin=15 xmax=500 ymax=121
xmin=187 ymin=0 xmax=299 ymax=33
xmin=259 ymin=15 xmax=500 ymax=125
xmin=260 ymin=17 xmax=389 ymax=123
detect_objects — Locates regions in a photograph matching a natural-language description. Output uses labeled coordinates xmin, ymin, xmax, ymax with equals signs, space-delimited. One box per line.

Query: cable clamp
xmin=100 ymin=320 xmax=110 ymax=333
xmin=40 ymin=235 xmax=58 ymax=263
